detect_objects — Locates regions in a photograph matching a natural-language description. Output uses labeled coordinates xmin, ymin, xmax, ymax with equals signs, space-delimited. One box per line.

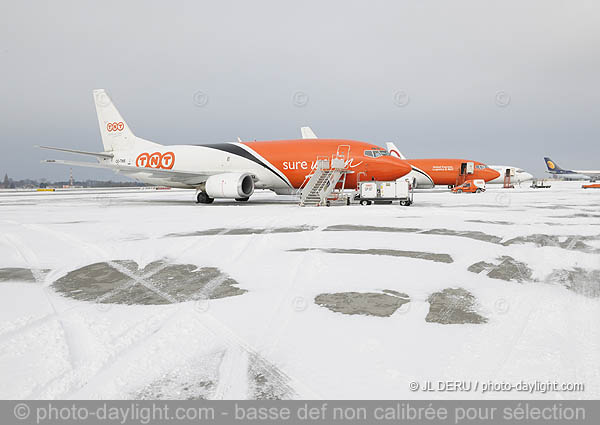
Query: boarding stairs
xmin=300 ymin=148 xmax=351 ymax=207
xmin=503 ymin=168 xmax=514 ymax=188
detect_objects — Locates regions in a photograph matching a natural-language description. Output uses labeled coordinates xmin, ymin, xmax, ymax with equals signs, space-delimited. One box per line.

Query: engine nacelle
xmin=205 ymin=172 xmax=255 ymax=199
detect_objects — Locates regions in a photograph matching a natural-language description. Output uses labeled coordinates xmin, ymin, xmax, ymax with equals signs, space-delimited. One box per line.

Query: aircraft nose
xmin=487 ymin=168 xmax=501 ymax=181
xmin=522 ymin=172 xmax=534 ymax=182
xmin=395 ymin=159 xmax=413 ymax=177
xmin=381 ymin=157 xmax=413 ymax=180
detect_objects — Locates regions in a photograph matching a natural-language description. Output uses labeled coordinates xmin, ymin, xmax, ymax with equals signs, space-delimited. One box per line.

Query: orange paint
xmin=407 ymin=158 xmax=500 ymax=185
xmin=135 ymin=151 xmax=176 ymax=170
xmin=244 ymin=139 xmax=412 ymax=188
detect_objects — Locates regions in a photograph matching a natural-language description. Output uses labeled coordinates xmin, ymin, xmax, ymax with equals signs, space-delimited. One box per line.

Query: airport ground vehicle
xmin=451 ymin=179 xmax=486 ymax=193
xmin=531 ymin=179 xmax=552 ymax=189
xmin=582 ymin=183 xmax=600 ymax=189
xmin=354 ymin=179 xmax=413 ymax=206
xmin=39 ymin=90 xmax=413 ymax=204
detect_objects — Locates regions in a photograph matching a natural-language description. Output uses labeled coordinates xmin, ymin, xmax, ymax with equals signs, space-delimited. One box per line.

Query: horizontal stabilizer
xmin=42 ymin=159 xmax=109 ymax=169
xmin=37 ymin=145 xmax=114 ymax=158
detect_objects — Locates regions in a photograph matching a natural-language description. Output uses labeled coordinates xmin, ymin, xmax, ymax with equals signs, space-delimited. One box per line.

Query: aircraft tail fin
xmin=544 ymin=157 xmax=565 ymax=172
xmin=385 ymin=142 xmax=407 ymax=159
xmin=301 ymin=126 xmax=318 ymax=139
xmin=93 ymin=89 xmax=158 ymax=152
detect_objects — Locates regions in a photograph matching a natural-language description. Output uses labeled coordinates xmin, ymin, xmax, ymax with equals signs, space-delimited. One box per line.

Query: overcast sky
xmin=2 ymin=0 xmax=599 ymax=180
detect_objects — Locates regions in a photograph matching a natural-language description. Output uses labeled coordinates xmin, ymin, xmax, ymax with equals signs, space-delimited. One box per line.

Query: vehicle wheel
xmin=196 ymin=191 xmax=214 ymax=204
xmin=367 ymin=200 xmax=373 ymax=205
xmin=235 ymin=197 xmax=249 ymax=202
xmin=360 ymin=200 xmax=368 ymax=206
xmin=475 ymin=189 xmax=482 ymax=193
xmin=456 ymin=189 xmax=463 ymax=193
xmin=448 ymin=185 xmax=454 ymax=189
xmin=326 ymin=201 xmax=331 ymax=207
xmin=399 ymin=200 xmax=408 ymax=206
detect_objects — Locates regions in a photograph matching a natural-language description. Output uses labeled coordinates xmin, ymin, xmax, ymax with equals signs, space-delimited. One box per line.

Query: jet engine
xmin=204 ymin=172 xmax=255 ymax=199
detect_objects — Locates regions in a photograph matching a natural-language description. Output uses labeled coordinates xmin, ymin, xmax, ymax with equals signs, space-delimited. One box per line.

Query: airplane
xmin=383 ymin=142 xmax=500 ymax=188
xmin=544 ymin=157 xmax=600 ymax=182
xmin=299 ymin=131 xmax=500 ymax=189
xmin=484 ymin=166 xmax=533 ymax=185
xmin=38 ymin=90 xmax=413 ymax=203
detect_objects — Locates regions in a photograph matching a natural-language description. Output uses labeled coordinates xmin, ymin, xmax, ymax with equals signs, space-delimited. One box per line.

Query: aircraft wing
xmin=42 ymin=159 xmax=210 ymax=186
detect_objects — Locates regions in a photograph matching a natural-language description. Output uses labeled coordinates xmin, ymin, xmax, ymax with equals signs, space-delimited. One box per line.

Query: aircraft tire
xmin=196 ymin=192 xmax=214 ymax=204
xmin=235 ymin=197 xmax=250 ymax=202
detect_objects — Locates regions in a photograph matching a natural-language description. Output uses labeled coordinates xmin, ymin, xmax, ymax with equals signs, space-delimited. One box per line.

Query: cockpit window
xmin=475 ymin=164 xmax=489 ymax=170
xmin=364 ymin=149 xmax=390 ymax=158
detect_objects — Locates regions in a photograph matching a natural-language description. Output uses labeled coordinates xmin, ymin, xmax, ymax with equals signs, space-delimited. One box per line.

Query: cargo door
xmin=466 ymin=162 xmax=475 ymax=174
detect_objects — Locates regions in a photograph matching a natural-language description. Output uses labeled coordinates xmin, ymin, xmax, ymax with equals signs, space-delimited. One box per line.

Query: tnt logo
xmin=107 ymin=122 xmax=124 ymax=132
xmin=136 ymin=152 xmax=175 ymax=170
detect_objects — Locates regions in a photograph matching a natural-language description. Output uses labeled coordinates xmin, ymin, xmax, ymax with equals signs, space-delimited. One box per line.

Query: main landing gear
xmin=196 ymin=191 xmax=214 ymax=204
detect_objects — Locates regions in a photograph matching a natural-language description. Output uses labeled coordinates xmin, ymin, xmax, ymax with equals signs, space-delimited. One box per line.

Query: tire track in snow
xmin=19 ymin=217 xmax=311 ymax=399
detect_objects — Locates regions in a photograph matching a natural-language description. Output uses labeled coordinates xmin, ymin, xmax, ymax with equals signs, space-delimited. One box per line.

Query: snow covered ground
xmin=0 ymin=181 xmax=599 ymax=400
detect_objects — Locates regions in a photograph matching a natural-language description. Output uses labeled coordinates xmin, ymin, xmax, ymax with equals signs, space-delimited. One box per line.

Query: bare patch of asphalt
xmin=288 ymin=248 xmax=453 ymax=263
xmin=545 ymin=268 xmax=600 ymax=298
xmin=314 ymin=290 xmax=410 ymax=317
xmin=162 ymin=223 xmax=599 ymax=253
xmin=131 ymin=352 xmax=223 ymax=400
xmin=465 ymin=220 xmax=514 ymax=225
xmin=164 ymin=226 xmax=318 ymax=238
xmin=314 ymin=288 xmax=488 ymax=324
xmin=468 ymin=256 xmax=533 ymax=283
xmin=324 ymin=224 xmax=600 ymax=252
xmin=51 ymin=260 xmax=246 ymax=305
xmin=469 ymin=256 xmax=600 ymax=298
xmin=247 ymin=353 xmax=297 ymax=400
xmin=0 ymin=267 xmax=37 ymax=282
xmin=0 ymin=267 xmax=50 ymax=282
xmin=426 ymin=288 xmax=488 ymax=324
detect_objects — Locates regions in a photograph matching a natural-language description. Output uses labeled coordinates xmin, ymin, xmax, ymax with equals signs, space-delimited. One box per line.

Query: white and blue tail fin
xmin=385 ymin=142 xmax=407 ymax=159
xmin=93 ymin=89 xmax=158 ymax=152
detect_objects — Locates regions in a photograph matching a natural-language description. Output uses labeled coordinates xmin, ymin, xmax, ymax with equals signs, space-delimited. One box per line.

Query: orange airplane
xmin=38 ymin=90 xmax=413 ymax=203
xmin=385 ymin=142 xmax=500 ymax=188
